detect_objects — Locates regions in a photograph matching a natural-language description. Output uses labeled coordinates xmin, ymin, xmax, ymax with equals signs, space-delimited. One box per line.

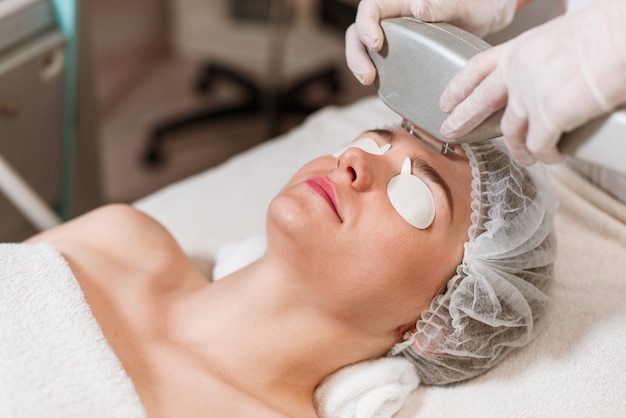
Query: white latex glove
xmin=345 ymin=0 xmax=518 ymax=85
xmin=440 ymin=0 xmax=626 ymax=165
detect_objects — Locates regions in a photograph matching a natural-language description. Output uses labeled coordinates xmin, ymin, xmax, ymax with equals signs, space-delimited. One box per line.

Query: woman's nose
xmin=336 ymin=147 xmax=375 ymax=191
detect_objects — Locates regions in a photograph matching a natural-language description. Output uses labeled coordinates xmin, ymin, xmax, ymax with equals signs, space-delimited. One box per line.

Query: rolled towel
xmin=314 ymin=357 xmax=420 ymax=418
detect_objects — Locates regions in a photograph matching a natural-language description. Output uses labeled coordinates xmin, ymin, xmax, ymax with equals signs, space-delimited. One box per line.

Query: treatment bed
xmin=136 ymin=96 xmax=626 ymax=417
xmin=0 ymin=97 xmax=626 ymax=418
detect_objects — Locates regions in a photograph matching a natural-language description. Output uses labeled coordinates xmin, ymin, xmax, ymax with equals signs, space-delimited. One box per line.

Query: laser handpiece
xmin=368 ymin=18 xmax=626 ymax=176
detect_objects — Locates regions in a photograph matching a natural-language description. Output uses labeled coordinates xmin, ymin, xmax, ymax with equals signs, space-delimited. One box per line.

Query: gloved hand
xmin=440 ymin=0 xmax=626 ymax=165
xmin=345 ymin=0 xmax=519 ymax=85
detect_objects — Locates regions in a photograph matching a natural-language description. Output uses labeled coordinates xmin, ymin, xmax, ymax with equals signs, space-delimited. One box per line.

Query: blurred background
xmin=93 ymin=0 xmax=371 ymax=204
xmin=0 ymin=0 xmax=560 ymax=241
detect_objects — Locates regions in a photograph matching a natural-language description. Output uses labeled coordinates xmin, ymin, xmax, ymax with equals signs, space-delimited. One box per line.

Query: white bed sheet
xmin=136 ymin=96 xmax=626 ymax=417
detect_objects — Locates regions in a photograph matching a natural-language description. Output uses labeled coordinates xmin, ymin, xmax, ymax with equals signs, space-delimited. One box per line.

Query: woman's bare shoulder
xmin=26 ymin=203 xmax=182 ymax=258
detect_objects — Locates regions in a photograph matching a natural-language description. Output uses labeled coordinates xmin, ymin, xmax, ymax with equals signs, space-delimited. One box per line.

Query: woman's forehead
xmin=359 ymin=127 xmax=469 ymax=164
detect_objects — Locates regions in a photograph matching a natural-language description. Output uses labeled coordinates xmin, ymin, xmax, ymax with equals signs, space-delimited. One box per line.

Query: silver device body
xmin=369 ymin=18 xmax=626 ymax=175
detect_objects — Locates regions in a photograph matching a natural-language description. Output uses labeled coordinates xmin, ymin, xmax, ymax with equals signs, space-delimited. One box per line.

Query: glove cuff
xmin=583 ymin=0 xmax=626 ymax=111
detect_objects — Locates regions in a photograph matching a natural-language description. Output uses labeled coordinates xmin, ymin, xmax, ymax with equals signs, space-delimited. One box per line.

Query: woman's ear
xmin=397 ymin=323 xmax=417 ymax=343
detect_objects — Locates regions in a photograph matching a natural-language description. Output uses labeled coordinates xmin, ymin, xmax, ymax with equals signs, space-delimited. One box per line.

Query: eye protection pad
xmin=387 ymin=157 xmax=436 ymax=229
xmin=332 ymin=137 xmax=391 ymax=157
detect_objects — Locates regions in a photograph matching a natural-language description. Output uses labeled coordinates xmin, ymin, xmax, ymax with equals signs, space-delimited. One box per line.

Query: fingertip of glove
xmin=355 ymin=71 xmax=376 ymax=86
xmin=411 ymin=2 xmax=435 ymax=22
xmin=515 ymin=153 xmax=538 ymax=166
xmin=439 ymin=119 xmax=458 ymax=139
xmin=439 ymin=96 xmax=454 ymax=114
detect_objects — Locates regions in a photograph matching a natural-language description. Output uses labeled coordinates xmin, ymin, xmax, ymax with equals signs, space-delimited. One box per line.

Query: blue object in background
xmin=51 ymin=0 xmax=77 ymax=220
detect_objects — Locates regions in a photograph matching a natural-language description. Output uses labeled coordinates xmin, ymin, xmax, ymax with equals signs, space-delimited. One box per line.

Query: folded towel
xmin=0 ymin=243 xmax=146 ymax=418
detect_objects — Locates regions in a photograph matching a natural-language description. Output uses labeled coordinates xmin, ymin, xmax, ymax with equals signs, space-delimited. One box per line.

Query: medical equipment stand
xmin=142 ymin=0 xmax=342 ymax=166
xmin=0 ymin=154 xmax=61 ymax=230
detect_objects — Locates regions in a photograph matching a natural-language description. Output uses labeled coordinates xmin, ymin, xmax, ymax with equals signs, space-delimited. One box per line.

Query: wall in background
xmin=485 ymin=0 xmax=562 ymax=45
xmin=89 ymin=0 xmax=170 ymax=116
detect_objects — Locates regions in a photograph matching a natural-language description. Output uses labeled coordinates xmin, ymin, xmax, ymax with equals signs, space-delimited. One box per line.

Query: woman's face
xmin=266 ymin=126 xmax=473 ymax=338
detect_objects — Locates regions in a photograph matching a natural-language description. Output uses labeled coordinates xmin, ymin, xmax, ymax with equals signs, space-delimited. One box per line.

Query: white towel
xmin=0 ymin=243 xmax=146 ymax=418
xmin=314 ymin=357 xmax=420 ymax=418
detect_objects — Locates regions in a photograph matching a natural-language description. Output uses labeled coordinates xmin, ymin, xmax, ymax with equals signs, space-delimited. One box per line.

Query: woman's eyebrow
xmin=412 ymin=157 xmax=454 ymax=219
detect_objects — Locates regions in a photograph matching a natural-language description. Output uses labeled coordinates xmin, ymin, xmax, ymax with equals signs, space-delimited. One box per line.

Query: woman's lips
xmin=304 ymin=176 xmax=342 ymax=221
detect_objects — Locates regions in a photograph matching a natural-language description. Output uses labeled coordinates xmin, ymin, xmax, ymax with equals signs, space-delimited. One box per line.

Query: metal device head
xmin=368 ymin=18 xmax=503 ymax=153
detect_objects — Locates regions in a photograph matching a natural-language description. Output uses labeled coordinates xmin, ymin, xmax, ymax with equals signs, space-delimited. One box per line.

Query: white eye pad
xmin=332 ymin=137 xmax=391 ymax=157
xmin=387 ymin=157 xmax=436 ymax=229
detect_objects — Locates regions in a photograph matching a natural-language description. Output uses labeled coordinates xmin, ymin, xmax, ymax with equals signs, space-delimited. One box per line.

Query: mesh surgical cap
xmin=390 ymin=138 xmax=558 ymax=385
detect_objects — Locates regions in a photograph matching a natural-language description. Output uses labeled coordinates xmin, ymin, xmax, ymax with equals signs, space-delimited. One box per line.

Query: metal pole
xmin=0 ymin=154 xmax=62 ymax=231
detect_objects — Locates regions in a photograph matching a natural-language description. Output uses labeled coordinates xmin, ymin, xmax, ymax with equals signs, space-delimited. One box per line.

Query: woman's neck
xmin=166 ymin=255 xmax=391 ymax=414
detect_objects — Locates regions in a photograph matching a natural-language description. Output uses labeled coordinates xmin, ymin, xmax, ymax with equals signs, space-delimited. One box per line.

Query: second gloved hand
xmin=345 ymin=0 xmax=518 ymax=85
xmin=439 ymin=0 xmax=626 ymax=165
